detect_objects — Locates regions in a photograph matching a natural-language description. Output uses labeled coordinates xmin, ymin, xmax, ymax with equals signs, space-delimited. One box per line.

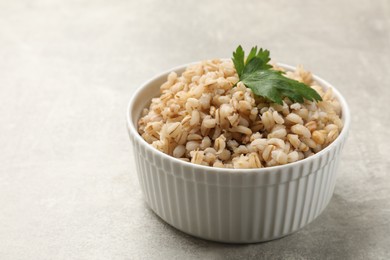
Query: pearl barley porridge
xmin=137 ymin=59 xmax=343 ymax=169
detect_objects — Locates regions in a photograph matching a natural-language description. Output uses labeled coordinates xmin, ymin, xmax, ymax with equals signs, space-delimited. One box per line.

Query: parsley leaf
xmin=232 ymin=45 xmax=245 ymax=77
xmin=232 ymin=45 xmax=322 ymax=105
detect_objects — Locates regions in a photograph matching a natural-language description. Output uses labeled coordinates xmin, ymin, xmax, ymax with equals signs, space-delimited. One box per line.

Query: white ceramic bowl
xmin=126 ymin=62 xmax=350 ymax=243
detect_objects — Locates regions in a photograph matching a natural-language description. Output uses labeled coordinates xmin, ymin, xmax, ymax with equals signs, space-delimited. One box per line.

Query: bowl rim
xmin=126 ymin=61 xmax=351 ymax=174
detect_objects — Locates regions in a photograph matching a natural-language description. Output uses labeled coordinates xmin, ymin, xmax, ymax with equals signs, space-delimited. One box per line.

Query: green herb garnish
xmin=232 ymin=45 xmax=322 ymax=105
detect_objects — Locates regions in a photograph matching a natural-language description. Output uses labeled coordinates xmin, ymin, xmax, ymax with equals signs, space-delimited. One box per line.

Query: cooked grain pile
xmin=138 ymin=60 xmax=343 ymax=168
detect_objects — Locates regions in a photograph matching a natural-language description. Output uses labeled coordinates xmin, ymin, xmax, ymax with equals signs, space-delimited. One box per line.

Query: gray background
xmin=1 ymin=0 xmax=389 ymax=259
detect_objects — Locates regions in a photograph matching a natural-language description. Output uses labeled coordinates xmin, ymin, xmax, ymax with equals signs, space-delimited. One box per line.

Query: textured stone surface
xmin=0 ymin=0 xmax=389 ymax=259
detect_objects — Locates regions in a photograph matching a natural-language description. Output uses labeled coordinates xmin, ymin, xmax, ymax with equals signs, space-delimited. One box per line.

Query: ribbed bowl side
xmin=130 ymin=133 xmax=346 ymax=243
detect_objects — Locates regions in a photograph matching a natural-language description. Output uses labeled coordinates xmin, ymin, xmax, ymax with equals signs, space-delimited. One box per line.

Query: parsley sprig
xmin=232 ymin=45 xmax=322 ymax=105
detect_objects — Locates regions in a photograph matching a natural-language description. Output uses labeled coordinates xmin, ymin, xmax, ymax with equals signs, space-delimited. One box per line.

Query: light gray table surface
xmin=1 ymin=0 xmax=389 ymax=259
